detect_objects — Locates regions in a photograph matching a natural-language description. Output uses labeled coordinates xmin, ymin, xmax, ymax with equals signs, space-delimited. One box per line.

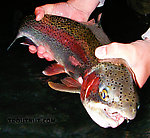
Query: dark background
xmin=0 ymin=0 xmax=150 ymax=137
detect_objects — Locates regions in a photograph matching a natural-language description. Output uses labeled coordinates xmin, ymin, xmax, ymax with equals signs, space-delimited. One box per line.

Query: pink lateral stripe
xmin=33 ymin=21 xmax=88 ymax=64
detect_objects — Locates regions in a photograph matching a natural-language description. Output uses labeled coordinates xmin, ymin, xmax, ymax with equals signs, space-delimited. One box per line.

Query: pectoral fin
xmin=61 ymin=77 xmax=81 ymax=88
xmin=48 ymin=81 xmax=80 ymax=94
xmin=43 ymin=63 xmax=65 ymax=76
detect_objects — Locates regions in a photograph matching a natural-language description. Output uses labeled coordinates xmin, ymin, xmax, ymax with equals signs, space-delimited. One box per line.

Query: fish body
xmin=15 ymin=15 xmax=102 ymax=80
xmin=10 ymin=14 xmax=139 ymax=128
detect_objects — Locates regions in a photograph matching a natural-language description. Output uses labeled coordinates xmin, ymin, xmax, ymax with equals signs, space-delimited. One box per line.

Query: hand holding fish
xmin=29 ymin=0 xmax=99 ymax=59
xmin=34 ymin=0 xmax=99 ymax=22
xmin=28 ymin=0 xmax=150 ymax=89
xmin=95 ymin=38 xmax=150 ymax=88
xmin=30 ymin=39 xmax=150 ymax=88
xmin=11 ymin=13 xmax=140 ymax=128
xmin=10 ymin=0 xmax=149 ymax=128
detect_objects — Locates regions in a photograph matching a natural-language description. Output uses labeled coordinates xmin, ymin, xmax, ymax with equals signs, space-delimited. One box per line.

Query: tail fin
xmin=7 ymin=33 xmax=37 ymax=51
xmin=7 ymin=33 xmax=23 ymax=51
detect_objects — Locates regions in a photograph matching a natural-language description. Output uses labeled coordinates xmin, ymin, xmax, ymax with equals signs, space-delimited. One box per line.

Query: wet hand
xmin=95 ymin=39 xmax=150 ymax=88
xmin=35 ymin=2 xmax=90 ymax=22
xmin=29 ymin=45 xmax=54 ymax=61
xmin=29 ymin=1 xmax=93 ymax=60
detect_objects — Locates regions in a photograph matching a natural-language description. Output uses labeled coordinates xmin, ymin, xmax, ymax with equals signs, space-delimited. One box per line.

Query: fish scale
xmin=9 ymin=14 xmax=139 ymax=128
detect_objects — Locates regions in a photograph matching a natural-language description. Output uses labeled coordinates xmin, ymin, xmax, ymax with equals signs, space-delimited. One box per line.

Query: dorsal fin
xmin=82 ymin=19 xmax=111 ymax=45
xmin=86 ymin=24 xmax=111 ymax=45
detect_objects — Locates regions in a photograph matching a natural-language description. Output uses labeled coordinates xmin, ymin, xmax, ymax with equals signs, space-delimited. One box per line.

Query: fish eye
xmin=99 ymin=88 xmax=108 ymax=101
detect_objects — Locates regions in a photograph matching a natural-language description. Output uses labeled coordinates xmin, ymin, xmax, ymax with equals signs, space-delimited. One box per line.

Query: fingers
xmin=97 ymin=13 xmax=102 ymax=22
xmin=29 ymin=45 xmax=37 ymax=54
xmin=95 ymin=42 xmax=133 ymax=64
xmin=35 ymin=4 xmax=54 ymax=21
xmin=29 ymin=45 xmax=54 ymax=61
xmin=43 ymin=52 xmax=54 ymax=61
xmin=37 ymin=46 xmax=46 ymax=58
xmin=35 ymin=7 xmax=45 ymax=21
xmin=29 ymin=45 xmax=46 ymax=58
xmin=95 ymin=42 xmax=146 ymax=87
xmin=37 ymin=46 xmax=54 ymax=61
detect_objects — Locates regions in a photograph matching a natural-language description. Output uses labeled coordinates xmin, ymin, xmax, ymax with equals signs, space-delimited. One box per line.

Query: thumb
xmin=95 ymin=42 xmax=133 ymax=63
xmin=35 ymin=7 xmax=45 ymax=21
xmin=35 ymin=4 xmax=54 ymax=21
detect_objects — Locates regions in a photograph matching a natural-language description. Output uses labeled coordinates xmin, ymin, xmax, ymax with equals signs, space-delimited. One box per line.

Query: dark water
xmin=0 ymin=0 xmax=150 ymax=137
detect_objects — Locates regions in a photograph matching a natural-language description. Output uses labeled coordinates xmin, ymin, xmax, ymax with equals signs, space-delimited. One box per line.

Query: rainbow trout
xmin=10 ymin=14 xmax=139 ymax=128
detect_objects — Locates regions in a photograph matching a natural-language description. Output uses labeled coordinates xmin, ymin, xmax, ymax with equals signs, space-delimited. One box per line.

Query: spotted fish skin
xmin=81 ymin=59 xmax=139 ymax=127
xmin=11 ymin=14 xmax=139 ymax=128
xmin=17 ymin=15 xmax=104 ymax=80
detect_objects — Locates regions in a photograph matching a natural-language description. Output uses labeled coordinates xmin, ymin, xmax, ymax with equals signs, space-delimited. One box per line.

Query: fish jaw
xmin=82 ymin=100 xmax=125 ymax=128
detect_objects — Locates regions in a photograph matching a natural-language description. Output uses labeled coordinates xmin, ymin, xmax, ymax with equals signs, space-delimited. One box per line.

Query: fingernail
xmin=29 ymin=45 xmax=37 ymax=54
xmin=36 ymin=14 xmax=40 ymax=21
xmin=35 ymin=10 xmax=41 ymax=21
xmin=37 ymin=52 xmax=44 ymax=58
xmin=43 ymin=53 xmax=54 ymax=61
xmin=95 ymin=46 xmax=107 ymax=59
xmin=38 ymin=46 xmax=46 ymax=54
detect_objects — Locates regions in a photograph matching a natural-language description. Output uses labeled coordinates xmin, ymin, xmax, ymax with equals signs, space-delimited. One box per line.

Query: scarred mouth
xmin=104 ymin=108 xmax=126 ymax=128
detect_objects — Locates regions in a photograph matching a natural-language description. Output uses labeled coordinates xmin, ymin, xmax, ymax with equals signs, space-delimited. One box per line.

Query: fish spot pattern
xmin=92 ymin=61 xmax=139 ymax=116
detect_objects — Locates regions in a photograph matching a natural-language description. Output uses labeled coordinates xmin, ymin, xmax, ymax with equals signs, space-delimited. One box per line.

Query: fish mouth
xmin=103 ymin=107 xmax=127 ymax=128
xmin=82 ymin=101 xmax=129 ymax=128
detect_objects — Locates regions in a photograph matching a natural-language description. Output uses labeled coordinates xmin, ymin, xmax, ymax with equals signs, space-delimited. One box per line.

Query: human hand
xmin=29 ymin=45 xmax=54 ymax=61
xmin=95 ymin=39 xmax=150 ymax=88
xmin=34 ymin=2 xmax=91 ymax=22
xmin=29 ymin=0 xmax=100 ymax=58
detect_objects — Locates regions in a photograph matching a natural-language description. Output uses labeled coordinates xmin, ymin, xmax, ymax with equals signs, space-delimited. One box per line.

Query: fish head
xmin=80 ymin=59 xmax=139 ymax=128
